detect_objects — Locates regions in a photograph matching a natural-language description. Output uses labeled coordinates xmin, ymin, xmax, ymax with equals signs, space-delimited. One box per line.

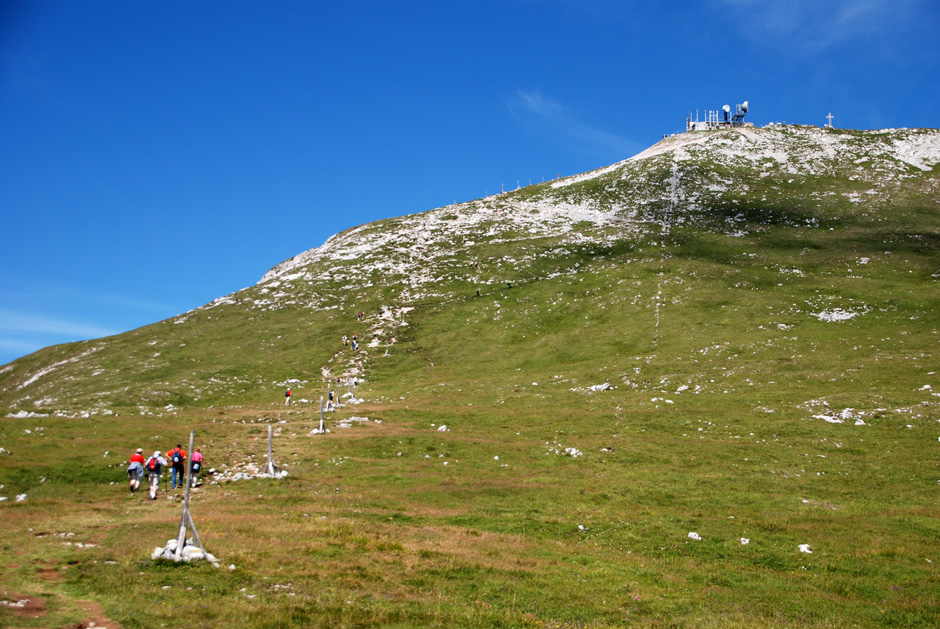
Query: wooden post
xmin=318 ymin=396 xmax=325 ymax=433
xmin=174 ymin=430 xmax=206 ymax=560
xmin=264 ymin=425 xmax=277 ymax=475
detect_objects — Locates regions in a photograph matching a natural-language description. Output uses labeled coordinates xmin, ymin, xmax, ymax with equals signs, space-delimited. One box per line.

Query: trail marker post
xmin=174 ymin=430 xmax=206 ymax=561
xmin=264 ymin=425 xmax=277 ymax=475
xmin=318 ymin=396 xmax=325 ymax=433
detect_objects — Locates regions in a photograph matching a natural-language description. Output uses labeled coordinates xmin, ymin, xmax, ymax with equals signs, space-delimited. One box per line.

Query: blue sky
xmin=1 ymin=0 xmax=938 ymax=365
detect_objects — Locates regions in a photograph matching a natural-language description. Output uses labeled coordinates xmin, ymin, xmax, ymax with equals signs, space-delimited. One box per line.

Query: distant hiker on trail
xmin=285 ymin=388 xmax=292 ymax=405
xmin=351 ymin=339 xmax=359 ymax=351
xmin=166 ymin=444 xmax=187 ymax=490
xmin=144 ymin=451 xmax=167 ymax=500
xmin=507 ymin=281 xmax=512 ymax=288
xmin=127 ymin=448 xmax=145 ymax=493
xmin=190 ymin=447 xmax=204 ymax=487
xmin=327 ymin=389 xmax=335 ymax=411
xmin=475 ymin=289 xmax=480 ymax=297
xmin=342 ymin=335 xmax=348 ymax=346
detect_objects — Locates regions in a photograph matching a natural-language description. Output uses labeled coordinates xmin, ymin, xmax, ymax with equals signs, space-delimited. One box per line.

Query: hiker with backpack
xmin=285 ymin=389 xmax=292 ymax=405
xmin=166 ymin=444 xmax=187 ymax=490
xmin=190 ymin=447 xmax=204 ymax=487
xmin=127 ymin=448 xmax=145 ymax=493
xmin=144 ymin=451 xmax=167 ymax=500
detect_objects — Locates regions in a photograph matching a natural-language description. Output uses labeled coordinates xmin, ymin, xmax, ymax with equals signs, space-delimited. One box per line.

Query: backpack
xmin=147 ymin=457 xmax=157 ymax=471
xmin=172 ymin=450 xmax=182 ymax=465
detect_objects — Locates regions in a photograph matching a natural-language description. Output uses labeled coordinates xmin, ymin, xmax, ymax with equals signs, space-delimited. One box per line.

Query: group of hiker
xmin=342 ymin=334 xmax=359 ymax=351
xmin=126 ymin=444 xmax=204 ymax=500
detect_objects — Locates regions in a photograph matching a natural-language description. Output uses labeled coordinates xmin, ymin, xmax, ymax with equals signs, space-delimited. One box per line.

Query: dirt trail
xmin=1 ymin=588 xmax=123 ymax=629
xmin=1 ymin=590 xmax=46 ymax=621
xmin=64 ymin=599 xmax=124 ymax=629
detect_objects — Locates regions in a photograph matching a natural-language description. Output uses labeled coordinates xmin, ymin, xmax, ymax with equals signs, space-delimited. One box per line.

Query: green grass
xmin=1 ymin=126 xmax=939 ymax=627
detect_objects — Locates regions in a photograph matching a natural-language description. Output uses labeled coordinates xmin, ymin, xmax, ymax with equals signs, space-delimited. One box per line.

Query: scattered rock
xmin=336 ymin=416 xmax=381 ymax=429
xmin=151 ymin=537 xmax=219 ymax=566
xmin=0 ymin=591 xmax=46 ymax=619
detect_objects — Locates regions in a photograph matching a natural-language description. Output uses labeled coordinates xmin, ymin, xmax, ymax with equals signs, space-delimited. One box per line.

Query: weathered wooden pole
xmin=174 ymin=430 xmax=205 ymax=559
xmin=264 ymin=425 xmax=277 ymax=475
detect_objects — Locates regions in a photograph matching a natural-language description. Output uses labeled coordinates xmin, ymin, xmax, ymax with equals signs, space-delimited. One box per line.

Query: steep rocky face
xmin=1 ymin=125 xmax=937 ymax=413
xmin=257 ymin=126 xmax=940 ymax=295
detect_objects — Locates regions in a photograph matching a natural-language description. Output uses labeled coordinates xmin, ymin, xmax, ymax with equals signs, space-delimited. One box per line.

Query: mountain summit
xmin=262 ymin=125 xmax=940 ymax=286
xmin=2 ymin=125 xmax=940 ymax=627
xmin=1 ymin=125 xmax=938 ymax=414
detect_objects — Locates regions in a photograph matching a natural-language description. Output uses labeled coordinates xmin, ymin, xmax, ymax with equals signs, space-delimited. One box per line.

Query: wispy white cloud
xmin=0 ymin=309 xmax=116 ymax=339
xmin=713 ymin=0 xmax=926 ymax=52
xmin=0 ymin=337 xmax=44 ymax=353
xmin=510 ymin=90 xmax=645 ymax=157
xmin=0 ymin=286 xmax=171 ymax=314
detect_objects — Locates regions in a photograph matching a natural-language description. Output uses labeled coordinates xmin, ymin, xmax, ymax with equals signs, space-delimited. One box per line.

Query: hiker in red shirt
xmin=127 ymin=448 xmax=145 ymax=493
xmin=166 ymin=444 xmax=187 ymax=490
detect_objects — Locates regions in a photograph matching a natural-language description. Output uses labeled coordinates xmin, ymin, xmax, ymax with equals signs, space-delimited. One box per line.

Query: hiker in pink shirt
xmin=190 ymin=447 xmax=205 ymax=487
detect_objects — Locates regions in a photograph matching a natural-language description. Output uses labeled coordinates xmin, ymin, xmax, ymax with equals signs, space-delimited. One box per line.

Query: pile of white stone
xmin=229 ymin=468 xmax=289 ymax=481
xmin=570 ymin=382 xmax=613 ymax=393
xmin=336 ymin=416 xmax=381 ymax=429
xmin=210 ymin=462 xmax=290 ymax=483
xmin=341 ymin=392 xmax=363 ymax=405
xmin=151 ymin=537 xmax=220 ymax=566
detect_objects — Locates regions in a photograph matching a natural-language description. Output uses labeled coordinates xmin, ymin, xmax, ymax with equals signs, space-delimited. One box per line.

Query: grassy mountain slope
xmin=1 ymin=126 xmax=939 ymax=627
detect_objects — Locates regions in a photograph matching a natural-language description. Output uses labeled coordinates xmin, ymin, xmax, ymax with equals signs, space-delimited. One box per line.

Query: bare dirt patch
xmin=0 ymin=590 xmax=47 ymax=619
xmin=59 ymin=600 xmax=123 ymax=629
xmin=37 ymin=567 xmax=63 ymax=582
